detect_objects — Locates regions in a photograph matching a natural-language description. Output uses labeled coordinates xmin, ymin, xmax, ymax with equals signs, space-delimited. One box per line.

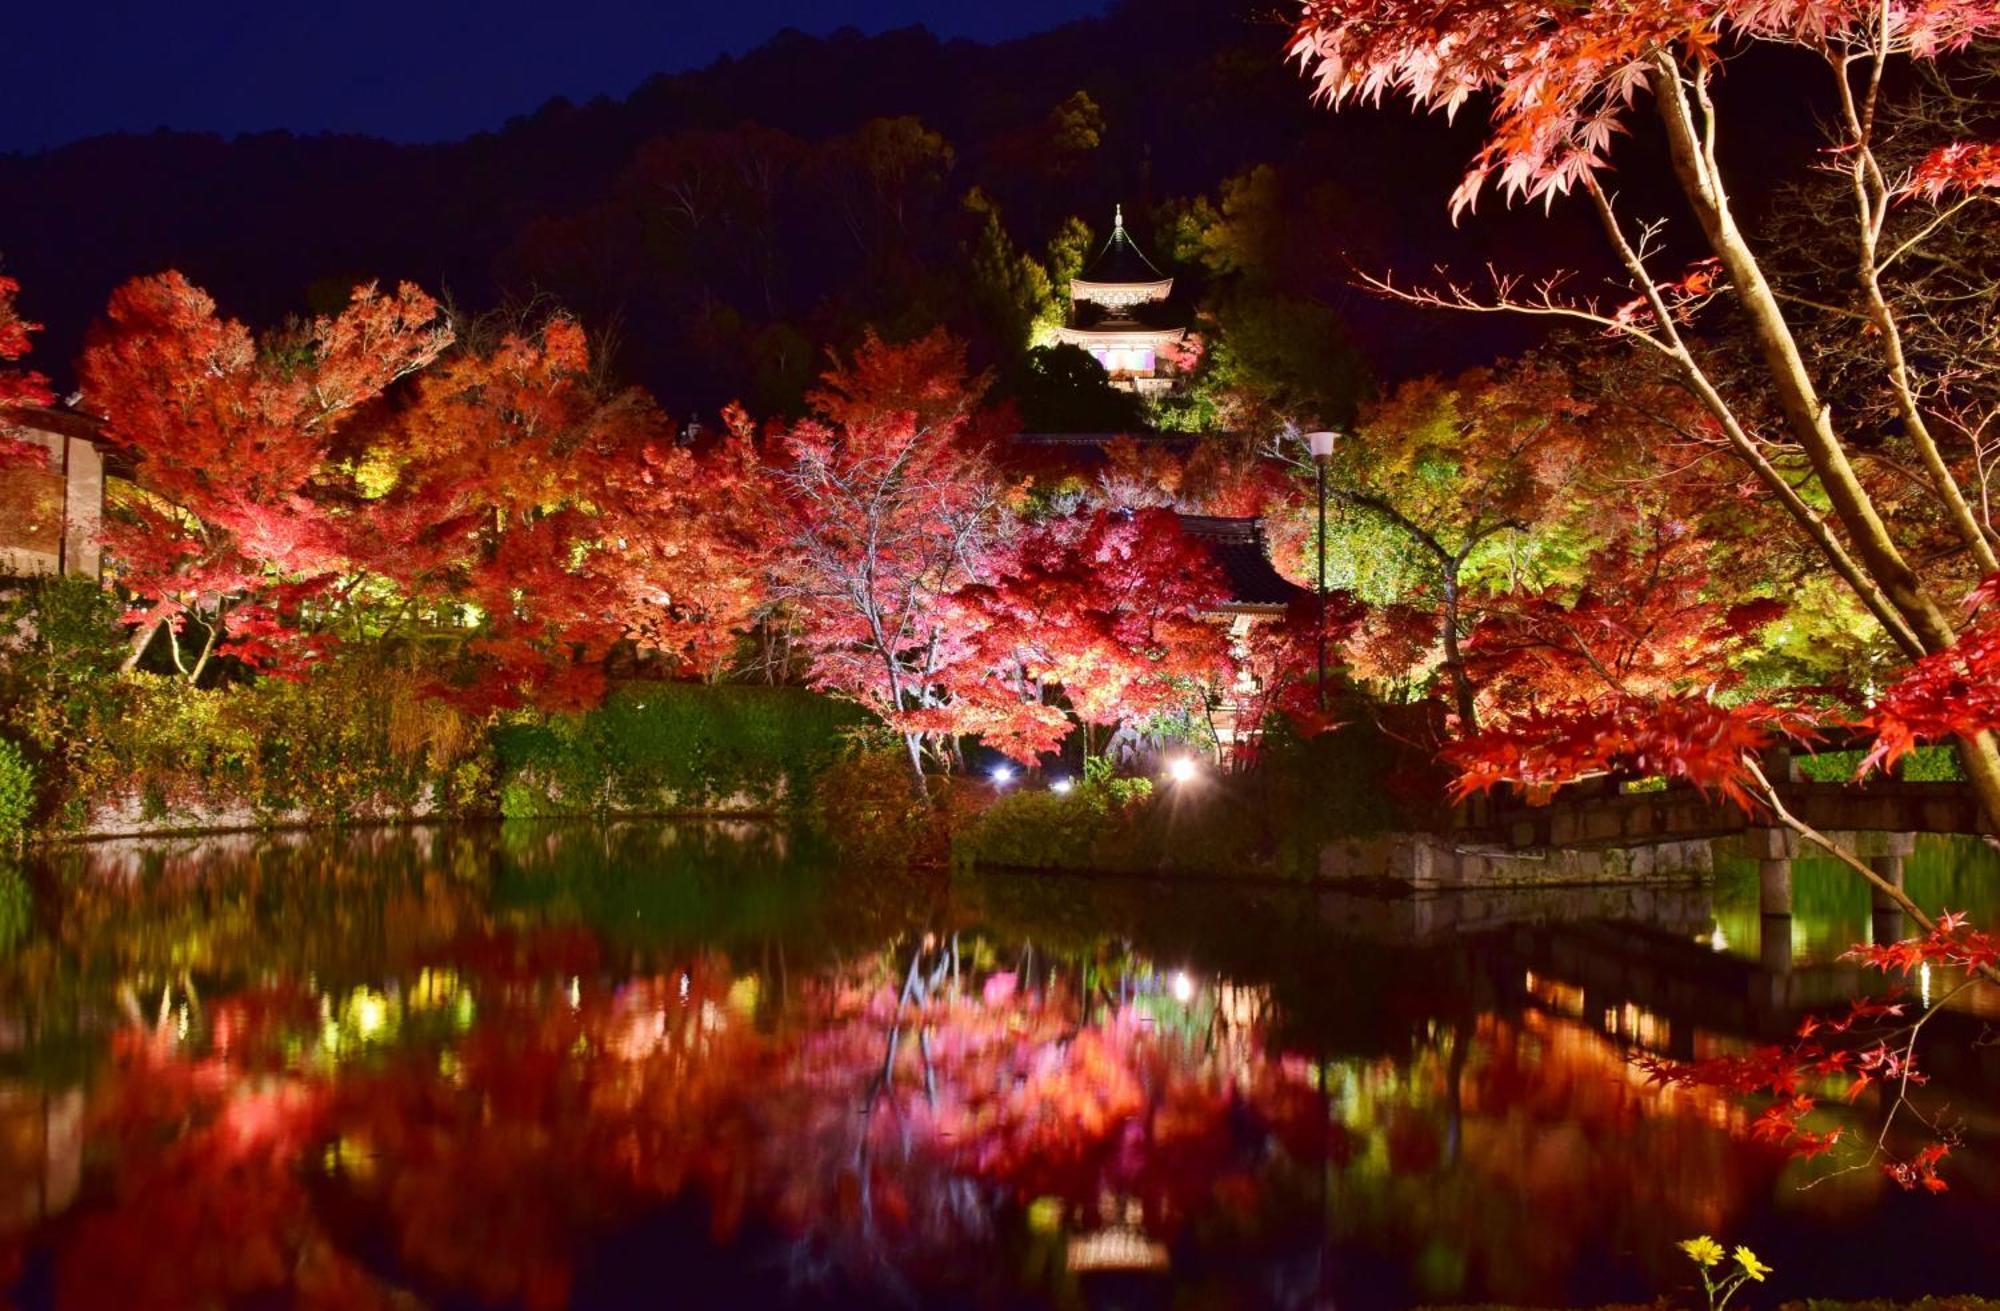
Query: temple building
xmin=1053 ymin=205 xmax=1186 ymax=396
xmin=0 ymin=407 xmax=104 ymax=581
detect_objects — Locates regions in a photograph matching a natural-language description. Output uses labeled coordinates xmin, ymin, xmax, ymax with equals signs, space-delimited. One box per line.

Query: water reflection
xmin=0 ymin=824 xmax=1995 ymax=1309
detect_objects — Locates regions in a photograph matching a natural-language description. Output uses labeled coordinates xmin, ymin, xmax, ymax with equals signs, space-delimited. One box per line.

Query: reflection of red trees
xmin=20 ymin=935 xmax=1337 ymax=1309
xmin=37 ymin=928 xmax=1897 ymax=1310
xmin=44 ymin=994 xmax=380 ymax=1311
xmin=1325 ymin=1012 xmax=1780 ymax=1305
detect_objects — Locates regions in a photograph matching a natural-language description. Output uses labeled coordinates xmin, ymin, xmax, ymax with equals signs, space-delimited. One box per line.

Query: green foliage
xmin=0 ymin=585 xmax=498 ymax=833
xmin=1256 ymin=713 xmax=1435 ymax=859
xmin=1794 ymin=744 xmax=1964 ymax=783
xmin=1145 ymin=352 xmax=1230 ymax=435
xmin=1299 ymin=501 xmax=1436 ymax=606
xmin=1043 ymin=217 xmax=1095 ymax=318
xmin=1043 ymin=91 xmax=1104 ymax=156
xmin=1739 ymin=575 xmax=1894 ymax=693
xmin=0 ymin=739 xmax=33 ymax=848
xmin=812 ymin=745 xmax=953 ymax=868
xmin=0 ymin=585 xmax=860 ymax=836
xmin=956 ymin=712 xmax=1436 ymax=876
xmin=493 ymin=683 xmax=867 ymax=818
xmin=1898 ymin=746 xmax=1966 ymax=782
xmin=1173 ymin=165 xmax=1371 ymax=427
xmin=39 ymin=661 xmax=492 ymax=831
xmin=953 ymin=771 xmax=1156 ymax=870
xmin=1005 ymin=343 xmax=1143 ymax=432
xmin=964 ymin=187 xmax=1057 ymax=351
xmin=0 ymin=576 xmax=128 ymax=681
xmin=0 ymin=578 xmax=130 ymax=782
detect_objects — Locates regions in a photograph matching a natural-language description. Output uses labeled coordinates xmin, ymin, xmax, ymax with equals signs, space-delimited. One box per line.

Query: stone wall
xmin=1318 ymin=832 xmax=1717 ymax=888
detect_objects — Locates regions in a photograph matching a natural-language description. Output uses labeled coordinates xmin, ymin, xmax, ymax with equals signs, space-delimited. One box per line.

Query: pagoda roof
xmin=1072 ymin=205 xmax=1174 ymax=306
xmin=1081 ymin=206 xmax=1168 ymax=284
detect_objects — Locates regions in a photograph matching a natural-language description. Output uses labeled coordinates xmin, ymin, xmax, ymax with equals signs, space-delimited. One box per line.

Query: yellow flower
xmin=1679 ymin=1236 xmax=1726 ymax=1268
xmin=1734 ymin=1247 xmax=1773 ymax=1282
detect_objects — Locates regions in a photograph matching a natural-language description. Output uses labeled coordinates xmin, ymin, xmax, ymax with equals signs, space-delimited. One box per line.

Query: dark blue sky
xmin=2 ymin=0 xmax=1111 ymax=153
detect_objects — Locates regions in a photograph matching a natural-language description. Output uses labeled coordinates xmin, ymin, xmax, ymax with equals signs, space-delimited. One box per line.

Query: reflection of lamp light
xmin=1067 ymin=1225 xmax=1170 ymax=1273
xmin=1171 ymin=971 xmax=1195 ymax=1004
xmin=351 ymin=990 xmax=387 ymax=1039
xmin=1050 ymin=777 xmax=1074 ymax=795
xmin=1166 ymin=757 xmax=1198 ymax=784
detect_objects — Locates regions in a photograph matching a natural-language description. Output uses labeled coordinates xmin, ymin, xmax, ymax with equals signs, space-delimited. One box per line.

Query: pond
xmin=0 ymin=823 xmax=1997 ymax=1310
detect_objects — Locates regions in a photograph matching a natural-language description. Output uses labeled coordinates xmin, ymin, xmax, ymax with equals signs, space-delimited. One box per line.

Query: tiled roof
xmin=1176 ymin=515 xmax=1305 ymax=611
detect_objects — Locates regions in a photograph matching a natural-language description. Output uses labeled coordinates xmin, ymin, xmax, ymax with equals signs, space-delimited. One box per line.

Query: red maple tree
xmin=80 ymin=272 xmax=451 ymax=680
xmin=1286 ymin=0 xmax=2000 ymax=815
xmin=949 ymin=506 xmax=1239 ymax=760
xmin=1466 ymin=515 xmax=1785 ymax=719
xmin=0 ymin=274 xmax=54 ymax=471
xmin=762 ymin=330 xmax=1009 ymax=785
xmin=344 ymin=312 xmax=695 ymax=710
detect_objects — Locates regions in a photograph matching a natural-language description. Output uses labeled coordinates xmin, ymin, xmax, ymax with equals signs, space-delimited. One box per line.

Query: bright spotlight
xmin=1049 ymin=777 xmax=1074 ymax=795
xmin=1171 ymin=971 xmax=1195 ymax=1004
xmin=991 ymin=764 xmax=1016 ymax=785
xmin=1166 ymin=757 xmax=1199 ymax=784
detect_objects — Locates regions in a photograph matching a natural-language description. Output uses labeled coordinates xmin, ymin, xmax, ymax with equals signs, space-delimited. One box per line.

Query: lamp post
xmin=1304 ymin=431 xmax=1338 ymax=712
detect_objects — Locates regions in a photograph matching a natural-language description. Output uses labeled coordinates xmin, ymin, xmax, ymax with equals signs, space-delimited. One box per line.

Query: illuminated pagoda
xmin=1053 ymin=205 xmax=1186 ymax=396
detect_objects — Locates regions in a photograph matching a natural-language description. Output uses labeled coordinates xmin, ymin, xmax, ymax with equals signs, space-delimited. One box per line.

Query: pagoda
xmin=1053 ymin=205 xmax=1186 ymax=396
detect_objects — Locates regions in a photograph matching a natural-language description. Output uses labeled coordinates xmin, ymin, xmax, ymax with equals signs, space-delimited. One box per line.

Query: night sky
xmin=1 ymin=0 xmax=1112 ymax=153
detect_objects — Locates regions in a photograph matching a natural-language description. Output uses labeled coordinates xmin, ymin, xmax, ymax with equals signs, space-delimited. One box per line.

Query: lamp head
xmin=1304 ymin=430 xmax=1338 ymax=460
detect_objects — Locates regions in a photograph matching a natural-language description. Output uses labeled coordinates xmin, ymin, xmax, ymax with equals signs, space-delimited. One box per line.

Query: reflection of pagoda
xmin=1053 ymin=205 xmax=1187 ymax=397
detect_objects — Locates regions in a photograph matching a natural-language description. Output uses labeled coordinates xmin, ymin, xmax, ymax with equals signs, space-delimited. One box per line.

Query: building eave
xmin=1070 ymin=277 xmax=1173 ymax=307
xmin=1053 ymin=325 xmax=1187 ymax=347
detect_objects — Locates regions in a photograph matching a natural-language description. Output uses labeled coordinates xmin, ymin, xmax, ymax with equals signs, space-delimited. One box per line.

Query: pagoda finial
xmin=1114 ymin=202 xmax=1124 ymax=231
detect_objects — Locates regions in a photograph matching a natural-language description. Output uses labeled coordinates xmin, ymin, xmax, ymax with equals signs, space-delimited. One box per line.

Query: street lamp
xmin=1304 ymin=431 xmax=1338 ymax=712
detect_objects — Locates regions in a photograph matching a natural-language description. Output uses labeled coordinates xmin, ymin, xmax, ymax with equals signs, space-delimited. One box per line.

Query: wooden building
xmin=0 ymin=407 xmax=104 ymax=580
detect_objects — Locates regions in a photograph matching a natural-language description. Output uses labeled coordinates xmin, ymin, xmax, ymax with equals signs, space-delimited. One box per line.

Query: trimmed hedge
xmin=493 ymin=682 xmax=867 ymax=818
xmin=952 ymin=772 xmax=1157 ymax=872
xmin=0 ymin=739 xmax=31 ymax=849
xmin=33 ymin=664 xmax=490 ymax=833
xmin=7 ymin=658 xmax=860 ymax=835
xmin=954 ymin=714 xmax=1437 ymax=878
xmin=1795 ymin=744 xmax=1964 ymax=783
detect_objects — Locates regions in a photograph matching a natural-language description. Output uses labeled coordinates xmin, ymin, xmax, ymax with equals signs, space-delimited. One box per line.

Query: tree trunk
xmin=187 ymin=622 xmax=220 ymax=685
xmin=1646 ymin=58 xmax=2000 ymax=830
xmin=902 ymin=732 xmax=928 ymax=801
xmin=1956 ymin=732 xmax=2000 ymax=831
xmin=1440 ymin=570 xmax=1479 ymax=736
xmin=120 ymin=619 xmax=158 ymax=674
xmin=1646 ymin=58 xmax=1953 ymax=649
